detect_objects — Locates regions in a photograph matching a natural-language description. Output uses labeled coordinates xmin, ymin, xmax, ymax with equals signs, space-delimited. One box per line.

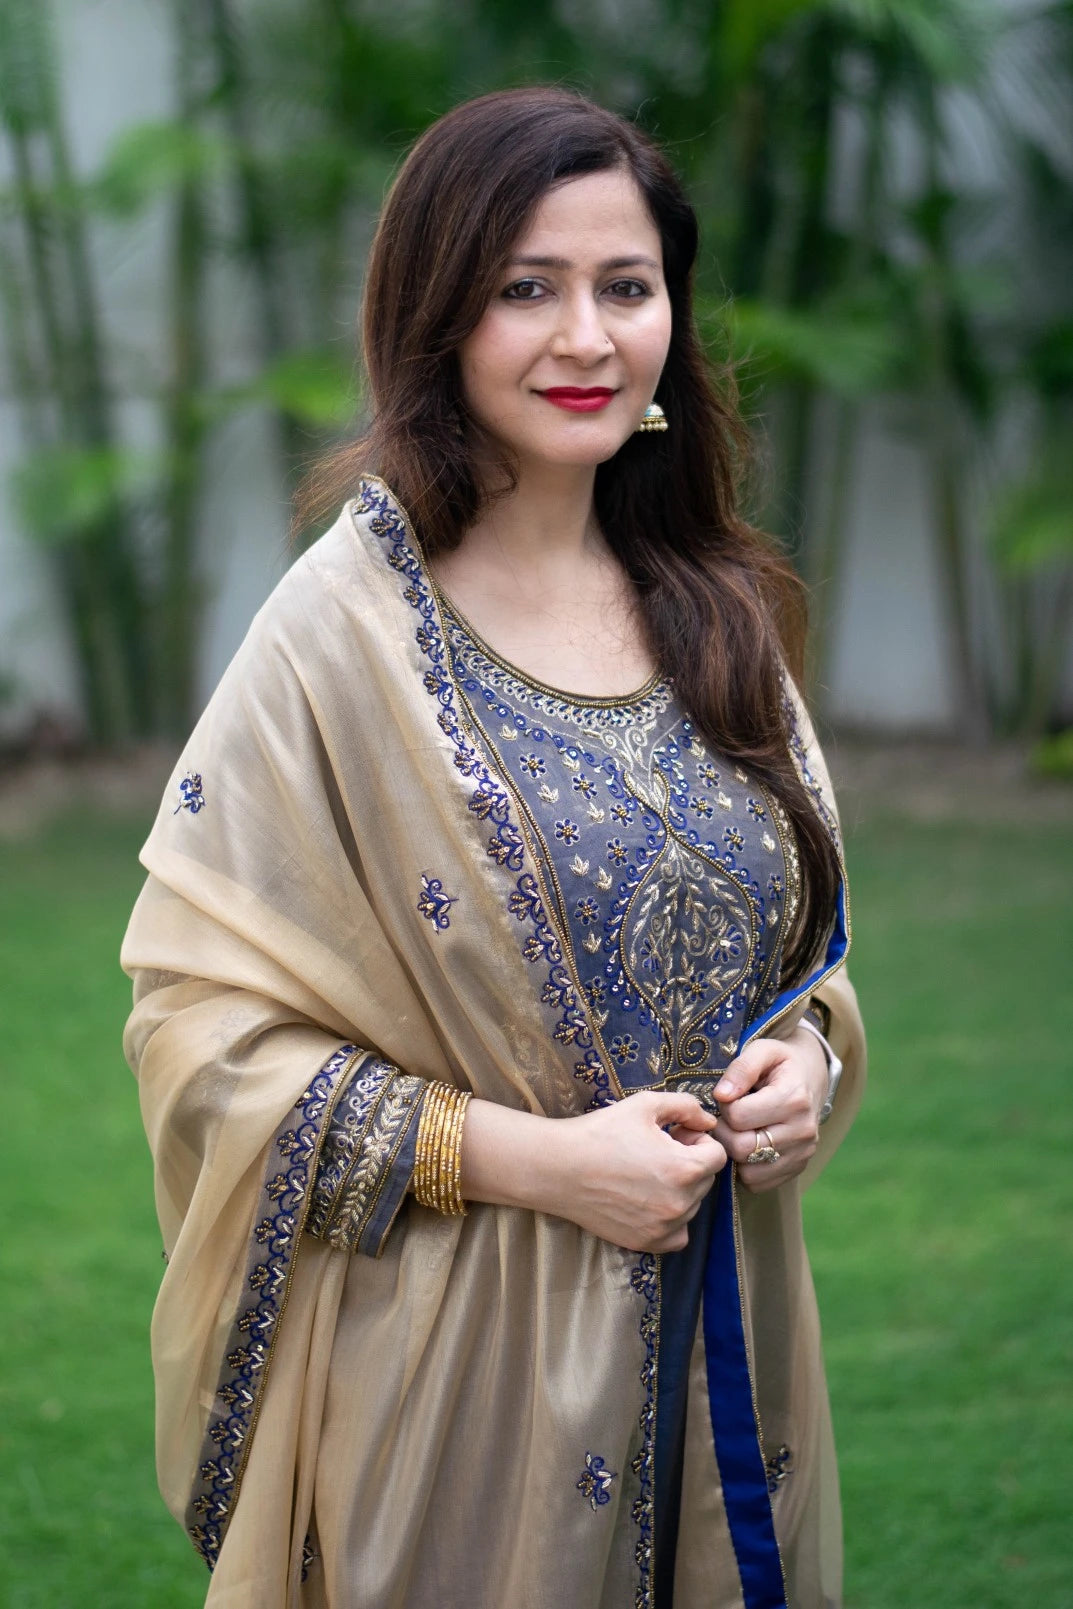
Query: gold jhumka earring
xmin=636 ymin=402 xmax=668 ymax=433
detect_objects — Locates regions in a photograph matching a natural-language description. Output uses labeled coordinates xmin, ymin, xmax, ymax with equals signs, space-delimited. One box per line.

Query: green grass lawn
xmin=1 ymin=808 xmax=1070 ymax=1607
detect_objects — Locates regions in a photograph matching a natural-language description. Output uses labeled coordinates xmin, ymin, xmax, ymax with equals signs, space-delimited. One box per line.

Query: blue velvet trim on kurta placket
xmin=699 ymin=887 xmax=848 ymax=1609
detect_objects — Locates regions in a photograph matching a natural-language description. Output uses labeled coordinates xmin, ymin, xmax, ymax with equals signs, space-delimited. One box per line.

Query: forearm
xmin=458 ymin=1098 xmax=567 ymax=1214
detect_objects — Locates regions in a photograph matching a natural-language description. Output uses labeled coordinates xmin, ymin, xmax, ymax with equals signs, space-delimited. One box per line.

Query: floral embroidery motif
xmin=174 ymin=772 xmax=205 ymax=814
xmin=765 ymin=1443 xmax=794 ymax=1494
xmin=417 ymin=874 xmax=457 ymax=931
xmin=187 ymin=1045 xmax=358 ymax=1569
xmin=577 ymin=1452 xmax=617 ymax=1511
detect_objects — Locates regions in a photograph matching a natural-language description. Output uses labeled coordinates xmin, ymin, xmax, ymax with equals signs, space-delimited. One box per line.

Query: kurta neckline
xmin=433 ymin=587 xmax=665 ymax=709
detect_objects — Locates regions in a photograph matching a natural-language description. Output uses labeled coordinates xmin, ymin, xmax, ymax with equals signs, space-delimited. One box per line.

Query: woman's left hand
xmin=710 ymin=1026 xmax=829 ymax=1193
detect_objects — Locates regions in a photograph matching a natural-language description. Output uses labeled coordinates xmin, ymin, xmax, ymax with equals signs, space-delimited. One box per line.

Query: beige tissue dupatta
xmin=122 ymin=477 xmax=865 ymax=1609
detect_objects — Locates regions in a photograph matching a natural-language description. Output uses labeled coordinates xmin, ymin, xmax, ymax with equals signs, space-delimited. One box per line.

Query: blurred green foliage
xmin=1 ymin=0 xmax=1071 ymax=741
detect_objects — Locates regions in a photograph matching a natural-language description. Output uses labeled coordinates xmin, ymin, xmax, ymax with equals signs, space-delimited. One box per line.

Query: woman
xmin=123 ymin=87 xmax=865 ymax=1609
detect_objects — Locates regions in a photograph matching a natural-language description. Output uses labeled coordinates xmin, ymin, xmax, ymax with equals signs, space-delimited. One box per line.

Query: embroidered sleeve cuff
xmin=305 ymin=1053 xmax=427 ymax=1258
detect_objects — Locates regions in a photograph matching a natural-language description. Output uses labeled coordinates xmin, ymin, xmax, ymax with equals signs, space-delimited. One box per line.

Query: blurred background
xmin=1 ymin=2 xmax=1070 ymax=1606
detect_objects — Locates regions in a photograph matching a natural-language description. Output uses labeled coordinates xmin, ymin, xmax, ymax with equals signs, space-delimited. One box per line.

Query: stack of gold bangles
xmin=413 ymin=1082 xmax=472 ymax=1215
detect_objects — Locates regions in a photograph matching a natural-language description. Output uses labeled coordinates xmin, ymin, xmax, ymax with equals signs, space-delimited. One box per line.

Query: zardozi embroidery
xmin=186 ymin=1044 xmax=357 ymax=1568
xmin=765 ymin=1443 xmax=794 ymax=1494
xmin=174 ymin=772 xmax=205 ymax=814
xmin=417 ymin=874 xmax=457 ymax=931
xmin=629 ymin=1252 xmax=659 ymax=1608
xmin=355 ymin=480 xmax=614 ymax=1106
xmin=577 ymin=1452 xmax=618 ymax=1511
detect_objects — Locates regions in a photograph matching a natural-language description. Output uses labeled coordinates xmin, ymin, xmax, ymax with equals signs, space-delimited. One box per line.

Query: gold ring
xmin=746 ymin=1127 xmax=780 ymax=1165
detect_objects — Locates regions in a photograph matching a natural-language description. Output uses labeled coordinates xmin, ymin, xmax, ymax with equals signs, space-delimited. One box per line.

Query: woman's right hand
xmin=460 ymin=1091 xmax=727 ymax=1253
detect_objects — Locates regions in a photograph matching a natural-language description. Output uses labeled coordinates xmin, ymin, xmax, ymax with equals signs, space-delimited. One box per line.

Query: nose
xmin=549 ymin=290 xmax=614 ymax=365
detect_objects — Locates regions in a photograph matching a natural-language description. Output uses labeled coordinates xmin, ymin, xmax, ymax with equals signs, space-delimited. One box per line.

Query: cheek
xmin=461 ymin=316 xmax=532 ymax=401
xmin=633 ymin=308 xmax=672 ymax=379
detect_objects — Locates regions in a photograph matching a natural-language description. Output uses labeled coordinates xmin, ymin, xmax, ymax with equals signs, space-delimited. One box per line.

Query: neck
xmin=459 ymin=457 xmax=604 ymax=584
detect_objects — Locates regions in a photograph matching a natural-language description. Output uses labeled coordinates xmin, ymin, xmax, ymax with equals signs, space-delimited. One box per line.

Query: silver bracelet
xmin=797 ymin=1015 xmax=843 ymax=1125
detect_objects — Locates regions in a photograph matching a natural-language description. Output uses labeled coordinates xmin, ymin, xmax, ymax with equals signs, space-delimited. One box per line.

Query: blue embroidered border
xmin=353 ymin=479 xmax=613 ymax=1105
xmin=186 ymin=1043 xmax=358 ymax=1569
xmin=629 ymin=1251 xmax=659 ymax=1608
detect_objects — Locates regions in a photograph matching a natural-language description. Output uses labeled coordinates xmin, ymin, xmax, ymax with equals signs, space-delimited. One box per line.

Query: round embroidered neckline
xmin=435 ymin=588 xmax=665 ymax=710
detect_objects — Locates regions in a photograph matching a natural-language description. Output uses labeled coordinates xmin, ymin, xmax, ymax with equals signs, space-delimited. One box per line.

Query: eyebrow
xmin=508 ymin=255 xmax=661 ymax=272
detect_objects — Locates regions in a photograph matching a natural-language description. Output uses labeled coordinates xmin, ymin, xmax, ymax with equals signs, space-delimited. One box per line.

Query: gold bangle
xmin=413 ymin=1083 xmax=471 ymax=1215
xmin=449 ymin=1090 xmax=471 ymax=1214
xmin=431 ymin=1087 xmax=452 ymax=1212
xmin=437 ymin=1087 xmax=453 ymax=1209
xmin=414 ymin=1084 xmax=446 ymax=1209
xmin=422 ymin=1083 xmax=450 ymax=1211
xmin=442 ymin=1089 xmax=465 ymax=1215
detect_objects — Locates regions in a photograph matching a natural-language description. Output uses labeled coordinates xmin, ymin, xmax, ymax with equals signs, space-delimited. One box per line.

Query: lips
xmin=539 ymin=387 xmax=616 ymax=412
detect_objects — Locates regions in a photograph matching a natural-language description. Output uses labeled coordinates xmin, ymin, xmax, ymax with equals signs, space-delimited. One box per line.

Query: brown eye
xmin=503 ymin=278 xmax=545 ymax=301
xmin=606 ymin=279 xmax=649 ymax=299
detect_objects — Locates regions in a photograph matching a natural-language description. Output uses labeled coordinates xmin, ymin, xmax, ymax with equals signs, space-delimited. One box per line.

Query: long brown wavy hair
xmin=296 ymin=87 xmax=841 ymax=984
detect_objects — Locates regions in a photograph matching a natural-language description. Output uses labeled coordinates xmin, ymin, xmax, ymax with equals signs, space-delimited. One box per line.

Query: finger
xmin=668 ymin=1123 xmax=709 ymax=1146
xmin=715 ymin=1118 xmax=785 ymax=1164
xmin=714 ymin=1038 xmax=786 ymax=1103
xmin=728 ymin=1077 xmax=818 ymax=1134
xmin=648 ymin=1091 xmax=718 ymax=1132
xmin=682 ymin=1135 xmax=727 ymax=1176
xmin=713 ymin=1119 xmax=758 ymax=1162
xmin=717 ymin=1089 xmax=789 ymax=1132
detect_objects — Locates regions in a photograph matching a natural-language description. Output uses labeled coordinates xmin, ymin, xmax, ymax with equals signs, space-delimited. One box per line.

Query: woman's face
xmin=458 ymin=167 xmax=672 ymax=477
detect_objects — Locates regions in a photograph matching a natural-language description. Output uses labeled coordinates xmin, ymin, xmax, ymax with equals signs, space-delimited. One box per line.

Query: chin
xmin=530 ymin=427 xmax=634 ymax=468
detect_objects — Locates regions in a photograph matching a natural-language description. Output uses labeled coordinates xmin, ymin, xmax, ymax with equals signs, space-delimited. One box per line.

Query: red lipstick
xmin=540 ymin=387 xmax=616 ymax=412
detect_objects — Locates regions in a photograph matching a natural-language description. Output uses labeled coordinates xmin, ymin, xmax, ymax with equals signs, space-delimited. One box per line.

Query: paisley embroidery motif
xmin=620 ymin=833 xmax=757 ymax=1075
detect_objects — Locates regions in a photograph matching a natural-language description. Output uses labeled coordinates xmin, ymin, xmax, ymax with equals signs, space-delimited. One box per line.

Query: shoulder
xmin=780 ymin=670 xmax=842 ymax=845
xmin=234 ymin=498 xmax=407 ymax=681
